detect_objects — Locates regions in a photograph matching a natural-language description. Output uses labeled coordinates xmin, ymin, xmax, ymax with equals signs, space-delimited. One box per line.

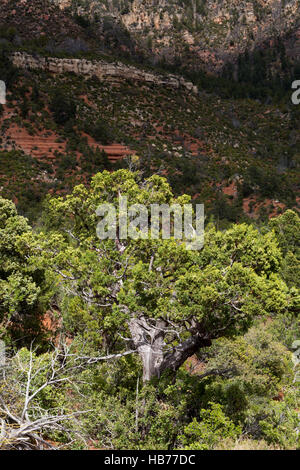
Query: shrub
xmin=180 ymin=403 xmax=242 ymax=450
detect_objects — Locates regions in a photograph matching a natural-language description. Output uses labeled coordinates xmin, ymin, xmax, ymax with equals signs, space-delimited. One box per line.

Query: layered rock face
xmin=11 ymin=52 xmax=198 ymax=94
xmin=52 ymin=0 xmax=72 ymax=9
xmin=121 ymin=0 xmax=174 ymax=32
xmin=55 ymin=0 xmax=300 ymax=72
xmin=4 ymin=1 xmax=299 ymax=77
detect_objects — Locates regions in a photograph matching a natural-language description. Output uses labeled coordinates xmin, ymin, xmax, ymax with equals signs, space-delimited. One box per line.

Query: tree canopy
xmin=18 ymin=170 xmax=298 ymax=381
xmin=0 ymin=197 xmax=49 ymax=344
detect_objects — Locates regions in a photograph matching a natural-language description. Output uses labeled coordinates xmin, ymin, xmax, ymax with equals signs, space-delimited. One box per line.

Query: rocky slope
xmin=1 ymin=54 xmax=299 ymax=221
xmin=0 ymin=0 xmax=299 ymax=222
xmin=55 ymin=0 xmax=300 ymax=73
xmin=0 ymin=0 xmax=84 ymax=41
xmin=11 ymin=52 xmax=198 ymax=93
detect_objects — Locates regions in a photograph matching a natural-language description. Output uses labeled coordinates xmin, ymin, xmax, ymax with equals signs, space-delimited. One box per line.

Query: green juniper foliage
xmin=0 ymin=171 xmax=298 ymax=449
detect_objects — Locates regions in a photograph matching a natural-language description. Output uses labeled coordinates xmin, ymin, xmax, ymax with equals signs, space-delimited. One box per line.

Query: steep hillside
xmin=1 ymin=1 xmax=299 ymax=101
xmin=0 ymin=0 xmax=299 ymax=454
xmin=0 ymin=0 xmax=85 ymax=41
xmin=58 ymin=0 xmax=300 ymax=73
xmin=0 ymin=0 xmax=299 ymax=222
xmin=0 ymin=51 xmax=299 ymax=221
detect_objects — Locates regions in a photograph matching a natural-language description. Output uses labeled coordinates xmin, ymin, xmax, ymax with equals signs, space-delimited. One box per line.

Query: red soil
xmin=3 ymin=124 xmax=133 ymax=163
xmin=4 ymin=124 xmax=66 ymax=161
xmin=1 ymin=101 xmax=134 ymax=164
xmin=80 ymin=132 xmax=133 ymax=162
xmin=218 ymin=179 xmax=299 ymax=219
xmin=185 ymin=355 xmax=206 ymax=375
xmin=243 ymin=196 xmax=287 ymax=218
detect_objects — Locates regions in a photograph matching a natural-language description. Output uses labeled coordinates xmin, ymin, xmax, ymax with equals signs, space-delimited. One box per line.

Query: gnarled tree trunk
xmin=128 ymin=316 xmax=211 ymax=382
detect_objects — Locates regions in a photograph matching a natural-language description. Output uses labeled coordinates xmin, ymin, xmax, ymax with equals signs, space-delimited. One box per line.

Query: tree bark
xmin=128 ymin=316 xmax=165 ymax=382
xmin=158 ymin=334 xmax=212 ymax=376
xmin=128 ymin=316 xmax=211 ymax=382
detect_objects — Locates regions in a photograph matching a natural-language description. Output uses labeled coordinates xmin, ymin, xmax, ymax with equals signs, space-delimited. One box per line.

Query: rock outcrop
xmin=11 ymin=52 xmax=198 ymax=94
xmin=57 ymin=0 xmax=300 ymax=73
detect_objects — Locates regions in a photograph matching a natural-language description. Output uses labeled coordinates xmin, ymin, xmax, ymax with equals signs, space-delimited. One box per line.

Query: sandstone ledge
xmin=11 ymin=52 xmax=198 ymax=94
